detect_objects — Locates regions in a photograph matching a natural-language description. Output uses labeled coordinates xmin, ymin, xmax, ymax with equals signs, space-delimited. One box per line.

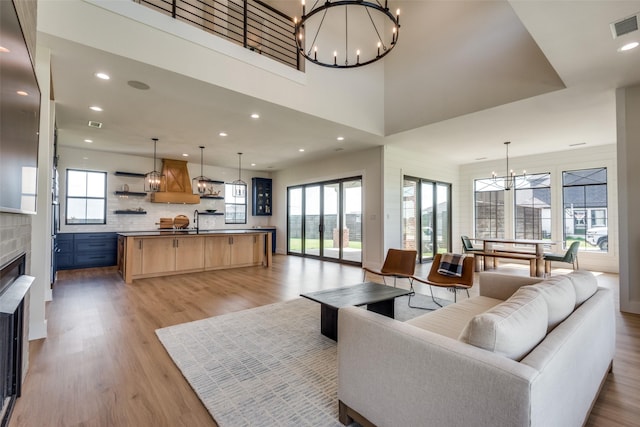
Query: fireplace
xmin=0 ymin=253 xmax=32 ymax=427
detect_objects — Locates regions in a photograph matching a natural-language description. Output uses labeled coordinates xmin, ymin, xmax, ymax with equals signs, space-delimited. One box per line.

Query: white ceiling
xmin=40 ymin=0 xmax=640 ymax=170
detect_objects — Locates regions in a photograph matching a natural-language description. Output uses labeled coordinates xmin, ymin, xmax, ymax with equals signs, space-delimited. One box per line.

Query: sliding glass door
xmin=287 ymin=177 xmax=362 ymax=265
xmin=403 ymin=176 xmax=451 ymax=262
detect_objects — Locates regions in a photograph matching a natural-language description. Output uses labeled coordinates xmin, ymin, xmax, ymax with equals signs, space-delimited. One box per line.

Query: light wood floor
xmin=9 ymin=256 xmax=640 ymax=427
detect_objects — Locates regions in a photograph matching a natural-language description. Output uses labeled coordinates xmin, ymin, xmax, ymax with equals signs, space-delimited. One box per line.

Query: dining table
xmin=481 ymin=238 xmax=555 ymax=277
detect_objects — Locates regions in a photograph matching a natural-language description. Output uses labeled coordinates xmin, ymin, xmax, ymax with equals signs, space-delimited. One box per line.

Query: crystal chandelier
xmin=294 ymin=0 xmax=400 ymax=69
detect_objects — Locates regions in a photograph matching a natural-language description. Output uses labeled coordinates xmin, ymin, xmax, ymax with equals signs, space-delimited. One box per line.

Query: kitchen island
xmin=118 ymin=230 xmax=272 ymax=283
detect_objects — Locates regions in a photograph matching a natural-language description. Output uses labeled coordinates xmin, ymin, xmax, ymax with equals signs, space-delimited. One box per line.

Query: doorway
xmin=402 ymin=177 xmax=451 ymax=262
xmin=287 ymin=177 xmax=362 ymax=264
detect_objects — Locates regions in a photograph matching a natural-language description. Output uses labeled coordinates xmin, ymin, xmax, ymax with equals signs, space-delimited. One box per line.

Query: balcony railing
xmin=136 ymin=0 xmax=300 ymax=70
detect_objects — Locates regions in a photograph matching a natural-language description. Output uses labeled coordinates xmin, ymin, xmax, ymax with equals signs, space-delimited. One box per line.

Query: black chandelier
xmin=492 ymin=141 xmax=526 ymax=191
xmin=294 ymin=0 xmax=400 ymax=69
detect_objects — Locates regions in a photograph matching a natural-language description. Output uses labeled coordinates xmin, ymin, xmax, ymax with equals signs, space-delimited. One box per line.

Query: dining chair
xmin=543 ymin=241 xmax=580 ymax=276
xmin=410 ymin=253 xmax=475 ymax=308
xmin=461 ymin=235 xmax=484 ymax=271
xmin=362 ymin=248 xmax=417 ymax=287
xmin=461 ymin=236 xmax=482 ymax=253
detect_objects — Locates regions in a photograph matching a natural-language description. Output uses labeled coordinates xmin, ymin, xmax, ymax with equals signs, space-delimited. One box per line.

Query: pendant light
xmin=145 ymin=138 xmax=164 ymax=192
xmin=232 ymin=152 xmax=246 ymax=198
xmin=192 ymin=145 xmax=210 ymax=195
xmin=491 ymin=141 xmax=526 ymax=191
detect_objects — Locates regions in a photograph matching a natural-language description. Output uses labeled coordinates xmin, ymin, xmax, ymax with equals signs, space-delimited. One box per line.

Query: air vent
xmin=87 ymin=120 xmax=102 ymax=128
xmin=611 ymin=14 xmax=638 ymax=38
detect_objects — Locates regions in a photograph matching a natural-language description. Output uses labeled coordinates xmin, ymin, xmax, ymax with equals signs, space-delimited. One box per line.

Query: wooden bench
xmin=473 ymin=251 xmax=539 ymax=277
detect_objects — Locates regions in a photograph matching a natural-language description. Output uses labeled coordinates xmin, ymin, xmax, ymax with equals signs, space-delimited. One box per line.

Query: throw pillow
xmin=459 ymin=287 xmax=548 ymax=361
xmin=524 ymin=278 xmax=576 ymax=331
xmin=566 ymin=270 xmax=598 ymax=307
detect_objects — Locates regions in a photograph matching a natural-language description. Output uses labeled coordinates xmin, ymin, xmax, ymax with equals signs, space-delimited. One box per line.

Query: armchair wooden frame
xmin=362 ymin=249 xmax=417 ymax=287
xmin=410 ymin=253 xmax=475 ymax=308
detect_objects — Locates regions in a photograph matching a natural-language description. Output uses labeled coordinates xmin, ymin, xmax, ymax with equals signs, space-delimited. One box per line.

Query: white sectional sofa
xmin=337 ymin=270 xmax=615 ymax=427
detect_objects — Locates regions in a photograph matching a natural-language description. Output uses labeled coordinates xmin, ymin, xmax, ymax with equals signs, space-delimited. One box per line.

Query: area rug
xmin=156 ymin=292 xmax=449 ymax=426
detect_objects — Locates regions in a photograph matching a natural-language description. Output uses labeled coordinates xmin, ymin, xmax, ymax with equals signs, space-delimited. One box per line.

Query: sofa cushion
xmin=459 ymin=287 xmax=548 ymax=361
xmin=524 ymin=278 xmax=576 ymax=331
xmin=565 ymin=270 xmax=599 ymax=306
xmin=406 ymin=296 xmax=502 ymax=339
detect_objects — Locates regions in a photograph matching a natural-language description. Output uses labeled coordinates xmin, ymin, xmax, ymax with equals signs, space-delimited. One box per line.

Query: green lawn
xmin=289 ymin=238 xmax=361 ymax=251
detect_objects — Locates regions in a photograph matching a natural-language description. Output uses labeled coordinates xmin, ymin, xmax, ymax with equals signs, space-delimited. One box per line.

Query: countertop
xmin=117 ymin=229 xmax=272 ymax=237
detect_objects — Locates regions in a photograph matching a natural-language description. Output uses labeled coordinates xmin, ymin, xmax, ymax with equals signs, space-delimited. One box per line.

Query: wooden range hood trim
xmin=150 ymin=158 xmax=201 ymax=204
xmin=150 ymin=192 xmax=200 ymax=204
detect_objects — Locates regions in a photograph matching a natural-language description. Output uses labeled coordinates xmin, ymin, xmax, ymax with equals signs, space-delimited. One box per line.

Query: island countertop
xmin=117 ymin=229 xmax=271 ymax=237
xmin=117 ymin=229 xmax=272 ymax=283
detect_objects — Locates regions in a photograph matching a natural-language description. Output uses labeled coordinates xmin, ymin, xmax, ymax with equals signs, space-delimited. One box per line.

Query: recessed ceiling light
xmin=251 ymin=113 xmax=260 ymax=119
xmin=95 ymin=72 xmax=110 ymax=80
xmin=182 ymin=153 xmax=189 ymax=157
xmin=219 ymin=132 xmax=228 ymax=137
xmin=0 ymin=46 xmax=9 ymax=53
xmin=82 ymin=157 xmax=89 ymax=160
xmin=337 ymin=136 xmax=344 ymax=141
xmin=251 ymin=163 xmax=256 ymax=166
xmin=16 ymin=91 xmax=28 ymax=96
xmin=89 ymin=106 xmax=103 ymax=112
xmin=84 ymin=139 xmax=93 ymax=143
xmin=619 ymin=41 xmax=639 ymax=52
xmin=299 ymin=148 xmax=305 ymax=152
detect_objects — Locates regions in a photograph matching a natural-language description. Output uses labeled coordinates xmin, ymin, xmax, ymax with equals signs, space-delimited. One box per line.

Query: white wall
xmin=616 ymin=84 xmax=640 ymax=314
xmin=57 ymin=146 xmax=272 ymax=233
xmin=382 ymin=144 xmax=460 ymax=255
xmin=272 ymin=147 xmax=383 ymax=268
xmin=458 ymin=144 xmax=618 ymax=273
xmin=37 ymin=0 xmax=385 ymax=136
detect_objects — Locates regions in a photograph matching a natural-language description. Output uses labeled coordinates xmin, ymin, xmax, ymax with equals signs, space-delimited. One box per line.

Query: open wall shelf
xmin=114 ymin=210 xmax=147 ymax=215
xmin=115 ymin=171 xmax=146 ymax=178
xmin=115 ymin=191 xmax=147 ymax=197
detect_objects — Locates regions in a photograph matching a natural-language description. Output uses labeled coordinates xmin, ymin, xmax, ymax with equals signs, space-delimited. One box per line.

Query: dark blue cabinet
xmin=55 ymin=233 xmax=117 ymax=270
xmin=252 ymin=178 xmax=272 ymax=216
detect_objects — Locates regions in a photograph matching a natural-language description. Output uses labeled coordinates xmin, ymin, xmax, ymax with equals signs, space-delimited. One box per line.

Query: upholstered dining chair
xmin=410 ymin=253 xmax=475 ymax=308
xmin=544 ymin=241 xmax=580 ymax=276
xmin=362 ymin=248 xmax=417 ymax=287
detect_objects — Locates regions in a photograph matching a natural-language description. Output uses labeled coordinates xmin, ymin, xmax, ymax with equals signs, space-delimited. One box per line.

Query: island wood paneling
xmin=8 ymin=259 xmax=639 ymax=427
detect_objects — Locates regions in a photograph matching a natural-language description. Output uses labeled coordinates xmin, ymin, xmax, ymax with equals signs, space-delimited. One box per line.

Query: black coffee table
xmin=301 ymin=282 xmax=412 ymax=341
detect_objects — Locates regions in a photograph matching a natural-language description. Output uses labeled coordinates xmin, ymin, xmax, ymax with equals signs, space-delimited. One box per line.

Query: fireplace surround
xmin=0 ymin=253 xmax=32 ymax=427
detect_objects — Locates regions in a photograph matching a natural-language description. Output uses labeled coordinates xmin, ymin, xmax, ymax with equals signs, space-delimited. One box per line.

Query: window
xmin=562 ymin=168 xmax=608 ymax=252
xmin=286 ymin=177 xmax=362 ymax=264
xmin=474 ymin=178 xmax=505 ymax=239
xmin=225 ymin=183 xmax=246 ymax=224
xmin=403 ymin=176 xmax=451 ymax=261
xmin=514 ymin=173 xmax=551 ymax=240
xmin=65 ymin=169 xmax=107 ymax=224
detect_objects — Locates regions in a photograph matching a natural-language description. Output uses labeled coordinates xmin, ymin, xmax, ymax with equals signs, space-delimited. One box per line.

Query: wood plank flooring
xmin=9 ymin=256 xmax=640 ymax=427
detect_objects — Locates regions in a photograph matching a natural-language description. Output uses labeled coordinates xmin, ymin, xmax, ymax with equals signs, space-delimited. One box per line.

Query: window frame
xmin=65 ymin=168 xmax=107 ymax=225
xmin=561 ymin=167 xmax=608 ymax=252
xmin=225 ymin=183 xmax=247 ymax=224
xmin=473 ymin=178 xmax=505 ymax=239
xmin=513 ymin=173 xmax=552 ymax=241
